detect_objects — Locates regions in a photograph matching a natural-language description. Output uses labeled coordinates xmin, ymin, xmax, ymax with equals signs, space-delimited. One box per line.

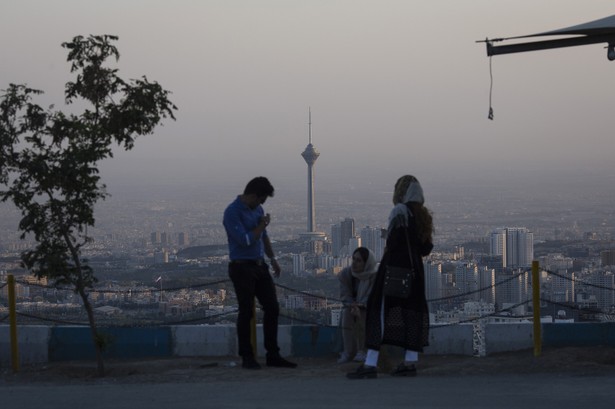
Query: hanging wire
xmin=8 ymin=267 xmax=614 ymax=328
xmin=488 ymin=55 xmax=494 ymax=120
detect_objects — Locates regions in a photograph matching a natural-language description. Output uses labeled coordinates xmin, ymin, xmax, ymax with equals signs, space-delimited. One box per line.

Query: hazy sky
xmin=2 ymin=0 xmax=615 ymax=195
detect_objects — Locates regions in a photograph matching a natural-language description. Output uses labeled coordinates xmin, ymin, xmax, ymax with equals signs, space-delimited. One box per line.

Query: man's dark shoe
xmin=390 ymin=363 xmax=417 ymax=377
xmin=346 ymin=364 xmax=377 ymax=379
xmin=266 ymin=354 xmax=298 ymax=368
xmin=242 ymin=357 xmax=262 ymax=370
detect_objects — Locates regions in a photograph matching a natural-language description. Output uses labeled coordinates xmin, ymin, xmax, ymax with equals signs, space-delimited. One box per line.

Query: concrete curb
xmin=3 ymin=323 xmax=615 ymax=365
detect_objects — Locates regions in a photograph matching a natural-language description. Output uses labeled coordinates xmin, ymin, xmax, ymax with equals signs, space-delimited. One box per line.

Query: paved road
xmin=4 ymin=348 xmax=615 ymax=408
xmin=3 ymin=373 xmax=615 ymax=409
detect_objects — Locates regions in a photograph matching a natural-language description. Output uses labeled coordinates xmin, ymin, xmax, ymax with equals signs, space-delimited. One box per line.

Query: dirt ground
xmin=3 ymin=346 xmax=615 ymax=385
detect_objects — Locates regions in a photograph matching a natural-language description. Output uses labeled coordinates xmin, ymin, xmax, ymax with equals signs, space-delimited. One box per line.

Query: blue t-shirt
xmin=223 ymin=196 xmax=268 ymax=260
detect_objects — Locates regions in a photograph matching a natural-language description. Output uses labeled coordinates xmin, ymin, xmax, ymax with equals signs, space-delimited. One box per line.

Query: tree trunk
xmin=79 ymin=287 xmax=105 ymax=377
xmin=63 ymin=229 xmax=105 ymax=377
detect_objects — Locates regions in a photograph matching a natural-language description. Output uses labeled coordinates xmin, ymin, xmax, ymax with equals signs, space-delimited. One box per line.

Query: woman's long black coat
xmin=364 ymin=207 xmax=433 ymax=352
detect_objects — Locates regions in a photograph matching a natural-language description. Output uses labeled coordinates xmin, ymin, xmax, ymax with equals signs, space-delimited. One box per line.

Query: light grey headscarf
xmin=352 ymin=248 xmax=378 ymax=305
xmin=351 ymin=248 xmax=378 ymax=280
xmin=387 ymin=176 xmax=424 ymax=237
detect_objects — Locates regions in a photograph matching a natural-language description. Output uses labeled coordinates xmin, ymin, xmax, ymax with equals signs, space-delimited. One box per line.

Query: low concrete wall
xmin=49 ymin=326 xmax=172 ymax=361
xmin=291 ymin=326 xmax=339 ymax=357
xmin=543 ymin=322 xmax=615 ymax=347
xmin=172 ymin=325 xmax=292 ymax=357
xmin=485 ymin=323 xmax=534 ymax=355
xmin=0 ymin=325 xmax=50 ymax=366
xmin=426 ymin=324 xmax=474 ymax=355
xmin=173 ymin=325 xmax=237 ymax=357
xmin=5 ymin=322 xmax=615 ymax=366
xmin=290 ymin=324 xmax=476 ymax=357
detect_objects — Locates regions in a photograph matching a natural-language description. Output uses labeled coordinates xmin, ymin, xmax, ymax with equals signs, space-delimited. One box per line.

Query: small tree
xmin=0 ymin=35 xmax=177 ymax=376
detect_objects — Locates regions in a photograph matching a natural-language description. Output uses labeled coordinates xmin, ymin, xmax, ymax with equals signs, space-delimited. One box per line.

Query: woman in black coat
xmin=347 ymin=175 xmax=434 ymax=379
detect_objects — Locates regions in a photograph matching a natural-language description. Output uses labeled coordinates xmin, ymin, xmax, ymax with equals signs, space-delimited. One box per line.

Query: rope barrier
xmin=3 ymin=267 xmax=614 ymax=327
xmin=161 ymin=308 xmax=239 ymax=325
xmin=543 ymin=269 xmax=615 ymax=292
xmin=15 ymin=311 xmax=89 ymax=326
xmin=429 ymin=299 xmax=533 ymax=330
xmin=427 ymin=270 xmax=528 ymax=303
xmin=13 ymin=278 xmax=233 ymax=293
xmin=274 ymin=282 xmax=341 ymax=303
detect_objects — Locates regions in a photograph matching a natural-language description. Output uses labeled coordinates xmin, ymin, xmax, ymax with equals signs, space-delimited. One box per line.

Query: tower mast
xmin=301 ymin=107 xmax=320 ymax=233
xmin=308 ymin=107 xmax=312 ymax=144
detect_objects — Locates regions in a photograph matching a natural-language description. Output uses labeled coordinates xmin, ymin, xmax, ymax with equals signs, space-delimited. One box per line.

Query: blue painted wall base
xmin=49 ymin=326 xmax=172 ymax=361
xmin=291 ymin=326 xmax=341 ymax=357
xmin=543 ymin=323 xmax=615 ymax=347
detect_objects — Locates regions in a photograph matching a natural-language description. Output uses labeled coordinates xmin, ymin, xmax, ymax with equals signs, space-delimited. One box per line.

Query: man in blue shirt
xmin=223 ymin=176 xmax=297 ymax=369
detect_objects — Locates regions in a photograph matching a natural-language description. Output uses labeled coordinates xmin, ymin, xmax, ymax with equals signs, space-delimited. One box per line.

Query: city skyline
xmin=1 ymin=165 xmax=614 ymax=251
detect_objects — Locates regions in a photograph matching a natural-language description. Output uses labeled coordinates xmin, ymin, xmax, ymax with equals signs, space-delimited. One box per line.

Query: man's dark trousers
xmin=229 ymin=261 xmax=280 ymax=359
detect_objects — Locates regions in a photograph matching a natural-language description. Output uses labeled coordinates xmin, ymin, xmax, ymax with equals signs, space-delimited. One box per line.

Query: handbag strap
xmin=403 ymin=226 xmax=415 ymax=270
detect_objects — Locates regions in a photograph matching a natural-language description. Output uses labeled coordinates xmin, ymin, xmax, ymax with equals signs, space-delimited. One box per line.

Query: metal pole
xmin=486 ymin=34 xmax=615 ymax=57
xmin=8 ymin=274 xmax=20 ymax=372
xmin=531 ymin=261 xmax=542 ymax=357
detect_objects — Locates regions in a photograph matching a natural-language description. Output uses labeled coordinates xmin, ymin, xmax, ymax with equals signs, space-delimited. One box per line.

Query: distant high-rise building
xmin=490 ymin=230 xmax=505 ymax=259
xmin=454 ymin=263 xmax=478 ymax=300
xmin=495 ymin=269 xmax=530 ymax=306
xmin=454 ymin=246 xmax=465 ymax=261
xmin=177 ymin=232 xmax=189 ymax=247
xmin=551 ymin=269 xmax=575 ymax=303
xmin=490 ymin=227 xmax=534 ymax=268
xmin=478 ymin=266 xmax=496 ymax=304
xmin=298 ymin=108 xmax=326 ymax=251
xmin=479 ymin=254 xmax=504 ymax=271
xmin=317 ymin=254 xmax=335 ymax=271
xmin=154 ymin=249 xmax=169 ymax=264
xmin=360 ymin=226 xmax=386 ymax=260
xmin=348 ymin=236 xmax=361 ymax=254
xmin=151 ymin=231 xmax=161 ymax=245
xmin=331 ymin=224 xmax=341 ymax=256
xmin=601 ymin=249 xmax=615 ymax=267
xmin=424 ymin=262 xmax=443 ymax=309
xmin=292 ymin=254 xmax=306 ymax=276
xmin=590 ymin=271 xmax=615 ymax=310
xmin=331 ymin=218 xmax=356 ymax=257
xmin=340 ymin=218 xmax=355 ymax=244
xmin=160 ymin=231 xmax=169 ymax=246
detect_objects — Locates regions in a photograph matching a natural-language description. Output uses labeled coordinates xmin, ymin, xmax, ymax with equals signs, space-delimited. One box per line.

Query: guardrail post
xmin=8 ymin=274 xmax=20 ymax=372
xmin=531 ymin=261 xmax=542 ymax=357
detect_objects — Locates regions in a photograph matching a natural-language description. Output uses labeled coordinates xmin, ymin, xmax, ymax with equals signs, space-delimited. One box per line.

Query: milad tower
xmin=299 ymin=108 xmax=326 ymax=252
